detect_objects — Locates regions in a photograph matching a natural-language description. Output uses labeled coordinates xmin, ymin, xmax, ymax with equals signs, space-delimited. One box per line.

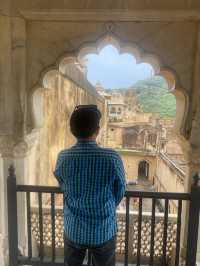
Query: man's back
xmin=54 ymin=140 xmax=125 ymax=246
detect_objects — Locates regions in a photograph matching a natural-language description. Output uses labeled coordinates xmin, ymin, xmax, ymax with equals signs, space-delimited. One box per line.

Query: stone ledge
xmin=19 ymin=9 xmax=200 ymax=22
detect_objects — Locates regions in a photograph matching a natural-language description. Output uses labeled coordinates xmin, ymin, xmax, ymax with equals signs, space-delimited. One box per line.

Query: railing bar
xmin=26 ymin=191 xmax=32 ymax=258
xmin=17 ymin=185 xmax=62 ymax=193
xmin=185 ymin=176 xmax=200 ymax=266
xmin=125 ymin=191 xmax=190 ymax=200
xmin=51 ymin=193 xmax=55 ymax=262
xmin=137 ymin=197 xmax=142 ymax=266
xmin=175 ymin=200 xmax=182 ymax=266
xmin=7 ymin=166 xmax=18 ymax=266
xmin=17 ymin=185 xmax=190 ymax=200
xmin=38 ymin=192 xmax=44 ymax=261
xmin=124 ymin=197 xmax=130 ymax=266
xmin=18 ymin=256 xmax=66 ymax=265
xmin=162 ymin=199 xmax=169 ymax=266
xmin=18 ymin=255 xmax=93 ymax=265
xmin=149 ymin=198 xmax=156 ymax=266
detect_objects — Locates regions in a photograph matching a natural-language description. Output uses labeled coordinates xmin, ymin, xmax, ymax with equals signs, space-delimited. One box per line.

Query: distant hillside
xmin=107 ymin=76 xmax=176 ymax=118
xmin=133 ymin=76 xmax=176 ymax=118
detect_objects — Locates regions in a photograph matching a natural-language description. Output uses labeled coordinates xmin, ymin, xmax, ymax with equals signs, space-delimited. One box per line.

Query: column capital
xmin=24 ymin=129 xmax=40 ymax=151
xmin=0 ymin=234 xmax=8 ymax=266
xmin=13 ymin=141 xmax=28 ymax=158
xmin=0 ymin=136 xmax=15 ymax=157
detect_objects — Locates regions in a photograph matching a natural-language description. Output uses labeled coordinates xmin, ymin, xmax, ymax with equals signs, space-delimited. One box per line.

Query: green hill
xmin=132 ymin=76 xmax=176 ymax=118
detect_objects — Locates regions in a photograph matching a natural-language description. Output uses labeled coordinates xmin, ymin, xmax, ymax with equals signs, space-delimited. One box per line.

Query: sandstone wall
xmin=155 ymin=153 xmax=185 ymax=213
xmin=117 ymin=149 xmax=156 ymax=182
xmin=27 ymin=74 xmax=105 ymax=187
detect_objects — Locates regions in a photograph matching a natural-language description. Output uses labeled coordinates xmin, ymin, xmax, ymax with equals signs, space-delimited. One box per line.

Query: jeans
xmin=64 ymin=236 xmax=116 ymax=266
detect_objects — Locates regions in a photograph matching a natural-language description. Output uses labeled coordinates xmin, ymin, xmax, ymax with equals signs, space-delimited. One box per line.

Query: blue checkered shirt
xmin=54 ymin=140 xmax=126 ymax=246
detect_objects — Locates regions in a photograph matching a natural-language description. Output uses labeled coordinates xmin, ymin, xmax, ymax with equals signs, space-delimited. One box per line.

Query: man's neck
xmin=78 ymin=138 xmax=97 ymax=142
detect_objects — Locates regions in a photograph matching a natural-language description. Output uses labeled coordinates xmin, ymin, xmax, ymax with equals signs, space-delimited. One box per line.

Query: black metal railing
xmin=7 ymin=166 xmax=200 ymax=266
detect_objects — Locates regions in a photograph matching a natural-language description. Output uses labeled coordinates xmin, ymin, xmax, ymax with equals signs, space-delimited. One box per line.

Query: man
xmin=54 ymin=105 xmax=126 ymax=266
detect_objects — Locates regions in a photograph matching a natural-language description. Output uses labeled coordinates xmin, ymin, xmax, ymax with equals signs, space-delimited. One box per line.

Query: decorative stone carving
xmin=0 ymin=234 xmax=9 ymax=266
xmin=105 ymin=22 xmax=115 ymax=34
xmin=31 ymin=31 xmax=187 ymax=143
xmin=0 ymin=136 xmax=15 ymax=157
xmin=13 ymin=141 xmax=28 ymax=158
xmin=31 ymin=207 xmax=177 ymax=262
xmin=190 ymin=100 xmax=200 ymax=149
xmin=24 ymin=130 xmax=40 ymax=151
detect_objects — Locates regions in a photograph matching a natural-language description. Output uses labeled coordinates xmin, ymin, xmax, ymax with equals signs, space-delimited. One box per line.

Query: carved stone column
xmin=187 ymin=157 xmax=200 ymax=265
xmin=24 ymin=129 xmax=40 ymax=186
xmin=0 ymin=137 xmax=15 ymax=266
xmin=0 ymin=137 xmax=33 ymax=265
xmin=188 ymin=99 xmax=200 ymax=264
xmin=180 ymin=103 xmax=200 ymax=263
xmin=13 ymin=141 xmax=29 ymax=255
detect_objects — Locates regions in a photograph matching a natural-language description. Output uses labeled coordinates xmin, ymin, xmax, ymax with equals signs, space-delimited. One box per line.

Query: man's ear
xmin=96 ymin=126 xmax=100 ymax=136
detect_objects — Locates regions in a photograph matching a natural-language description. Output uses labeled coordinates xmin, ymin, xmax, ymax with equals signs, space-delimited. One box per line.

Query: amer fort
xmin=1 ymin=1 xmax=200 ymax=265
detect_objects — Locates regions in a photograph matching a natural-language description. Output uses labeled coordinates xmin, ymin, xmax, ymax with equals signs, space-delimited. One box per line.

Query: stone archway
xmin=1 ymin=7 xmax=200 ymax=266
xmin=31 ymin=33 xmax=188 ymax=138
xmin=138 ymin=160 xmax=150 ymax=179
xmin=28 ymin=32 xmax=189 ymax=190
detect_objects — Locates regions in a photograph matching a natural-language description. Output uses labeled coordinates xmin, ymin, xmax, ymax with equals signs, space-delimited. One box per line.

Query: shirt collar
xmin=77 ymin=139 xmax=97 ymax=145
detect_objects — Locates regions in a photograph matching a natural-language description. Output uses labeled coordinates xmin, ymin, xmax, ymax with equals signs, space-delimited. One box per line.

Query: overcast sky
xmin=85 ymin=45 xmax=154 ymax=89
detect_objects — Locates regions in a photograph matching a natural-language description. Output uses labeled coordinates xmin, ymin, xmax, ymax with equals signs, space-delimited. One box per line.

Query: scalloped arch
xmin=31 ymin=33 xmax=187 ymax=137
xmin=137 ymin=158 xmax=152 ymax=167
xmin=77 ymin=35 xmax=170 ymax=81
xmin=43 ymin=69 xmax=60 ymax=89
xmin=32 ymin=87 xmax=45 ymax=128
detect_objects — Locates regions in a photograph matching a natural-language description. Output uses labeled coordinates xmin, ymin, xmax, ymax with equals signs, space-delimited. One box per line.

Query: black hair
xmin=70 ymin=105 xmax=102 ymax=139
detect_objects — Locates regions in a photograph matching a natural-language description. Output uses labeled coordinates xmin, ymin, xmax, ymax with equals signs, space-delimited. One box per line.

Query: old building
xmin=104 ymin=88 xmax=186 ymax=204
xmin=1 ymin=1 xmax=200 ymax=265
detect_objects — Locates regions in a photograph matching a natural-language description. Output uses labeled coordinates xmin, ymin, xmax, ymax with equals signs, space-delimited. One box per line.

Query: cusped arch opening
xmin=43 ymin=69 xmax=60 ymax=90
xmin=32 ymin=34 xmax=187 ymax=139
xmin=77 ymin=35 xmax=175 ymax=89
xmin=32 ymin=87 xmax=45 ymax=129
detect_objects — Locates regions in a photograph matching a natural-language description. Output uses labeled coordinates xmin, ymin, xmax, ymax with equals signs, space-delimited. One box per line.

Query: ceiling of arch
xmin=26 ymin=20 xmax=196 ymax=94
xmin=11 ymin=0 xmax=200 ymax=12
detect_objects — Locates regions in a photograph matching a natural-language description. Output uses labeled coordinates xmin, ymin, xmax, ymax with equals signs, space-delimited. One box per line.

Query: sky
xmin=85 ymin=45 xmax=154 ymax=89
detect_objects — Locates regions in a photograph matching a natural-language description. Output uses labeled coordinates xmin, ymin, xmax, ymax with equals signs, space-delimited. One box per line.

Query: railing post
xmin=185 ymin=173 xmax=200 ymax=266
xmin=128 ymin=212 xmax=134 ymax=261
xmin=7 ymin=165 xmax=18 ymax=266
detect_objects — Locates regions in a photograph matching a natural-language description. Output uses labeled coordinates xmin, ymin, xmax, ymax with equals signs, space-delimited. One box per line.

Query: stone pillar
xmin=13 ymin=142 xmax=28 ymax=255
xmin=0 ymin=139 xmax=31 ymax=266
xmin=0 ymin=9 xmax=26 ymax=265
xmin=179 ymin=22 xmax=200 ymax=264
xmin=0 ymin=7 xmax=14 ymax=265
xmin=180 ymin=104 xmax=200 ymax=263
xmin=187 ymin=158 xmax=200 ymax=265
xmin=188 ymin=101 xmax=200 ymax=264
xmin=0 ymin=138 xmax=14 ymax=266
xmin=0 ymin=14 xmax=13 ymax=136
xmin=11 ymin=17 xmax=27 ymax=135
xmin=0 ymin=15 xmax=26 ymax=136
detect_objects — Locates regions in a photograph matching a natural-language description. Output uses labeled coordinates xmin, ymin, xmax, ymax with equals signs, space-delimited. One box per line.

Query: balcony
xmin=7 ymin=167 xmax=200 ymax=266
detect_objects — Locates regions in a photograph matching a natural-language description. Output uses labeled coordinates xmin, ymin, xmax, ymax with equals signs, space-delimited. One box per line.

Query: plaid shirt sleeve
xmin=54 ymin=151 xmax=66 ymax=186
xmin=113 ymin=154 xmax=126 ymax=206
